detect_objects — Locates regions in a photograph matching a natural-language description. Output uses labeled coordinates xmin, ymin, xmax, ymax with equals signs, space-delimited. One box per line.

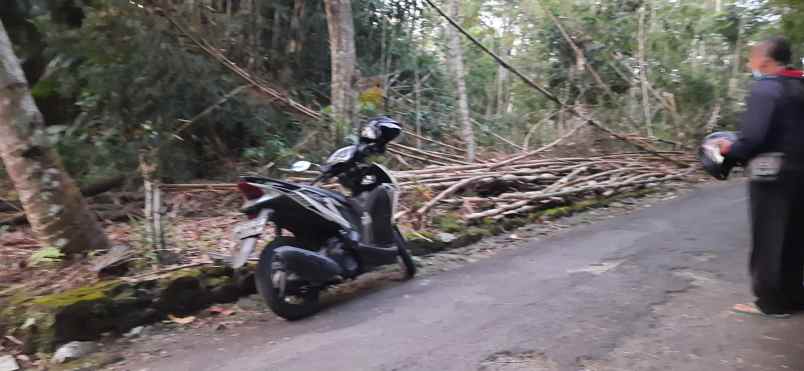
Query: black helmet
xmin=360 ymin=116 xmax=401 ymax=145
xmin=699 ymin=131 xmax=738 ymax=180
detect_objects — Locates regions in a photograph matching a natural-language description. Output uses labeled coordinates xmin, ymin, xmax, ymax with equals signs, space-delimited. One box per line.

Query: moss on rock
xmin=1 ymin=264 xmax=251 ymax=355
xmin=29 ymin=281 xmax=121 ymax=308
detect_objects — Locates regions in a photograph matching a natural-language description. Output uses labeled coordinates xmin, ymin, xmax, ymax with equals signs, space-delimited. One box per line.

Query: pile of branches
xmin=286 ymin=144 xmax=696 ymax=228
xmin=396 ymin=152 xmax=695 ymax=225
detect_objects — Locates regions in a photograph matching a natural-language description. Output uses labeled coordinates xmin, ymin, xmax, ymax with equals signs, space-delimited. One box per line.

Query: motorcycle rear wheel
xmin=255 ymin=237 xmax=321 ymax=320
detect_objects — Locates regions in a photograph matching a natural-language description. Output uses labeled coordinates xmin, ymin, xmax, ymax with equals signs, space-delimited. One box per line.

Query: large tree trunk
xmin=0 ymin=21 xmax=110 ymax=255
xmin=445 ymin=0 xmax=476 ymax=162
xmin=324 ymin=0 xmax=358 ymax=138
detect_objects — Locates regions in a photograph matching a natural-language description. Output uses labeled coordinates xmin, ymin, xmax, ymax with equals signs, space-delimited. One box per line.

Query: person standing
xmin=719 ymin=37 xmax=804 ymax=317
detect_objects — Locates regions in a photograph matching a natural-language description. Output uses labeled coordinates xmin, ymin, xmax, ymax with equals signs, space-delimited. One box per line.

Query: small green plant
xmin=432 ymin=213 xmax=464 ymax=233
xmin=29 ymin=247 xmax=65 ymax=265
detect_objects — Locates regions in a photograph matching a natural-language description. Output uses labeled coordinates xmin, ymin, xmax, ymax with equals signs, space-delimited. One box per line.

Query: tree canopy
xmin=0 ymin=0 xmax=797 ymax=183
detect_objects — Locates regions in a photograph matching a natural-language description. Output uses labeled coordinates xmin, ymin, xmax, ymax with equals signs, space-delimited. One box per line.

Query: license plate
xmin=233 ymin=216 xmax=268 ymax=240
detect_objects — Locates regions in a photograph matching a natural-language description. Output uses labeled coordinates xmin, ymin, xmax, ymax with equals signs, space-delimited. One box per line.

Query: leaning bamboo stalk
xmin=402 ymin=129 xmax=467 ymax=154
xmin=391 ymin=142 xmax=470 ymax=162
xmin=389 ymin=143 xmax=473 ymax=165
xmin=490 ymin=123 xmax=585 ymax=169
xmin=387 ymin=147 xmax=451 ymax=166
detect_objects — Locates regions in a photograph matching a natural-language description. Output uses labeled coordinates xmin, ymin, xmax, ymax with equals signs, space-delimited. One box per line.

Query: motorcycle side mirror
xmin=290 ymin=160 xmax=313 ymax=172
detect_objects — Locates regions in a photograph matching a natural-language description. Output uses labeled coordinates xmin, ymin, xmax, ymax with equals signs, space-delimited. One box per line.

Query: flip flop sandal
xmin=732 ymin=303 xmax=791 ymax=319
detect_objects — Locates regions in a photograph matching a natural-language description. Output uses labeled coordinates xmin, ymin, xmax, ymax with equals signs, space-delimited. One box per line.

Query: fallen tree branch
xmin=0 ymin=212 xmax=25 ymax=226
xmin=0 ymin=174 xmax=126 ymax=213
xmin=81 ymin=175 xmax=127 ymax=198
xmin=465 ymin=170 xmax=692 ymax=220
xmin=416 ymin=175 xmax=490 ymax=217
xmin=0 ymin=196 xmax=22 ymax=213
xmin=542 ymin=166 xmax=588 ymax=194
xmin=123 ymin=262 xmax=211 ymax=283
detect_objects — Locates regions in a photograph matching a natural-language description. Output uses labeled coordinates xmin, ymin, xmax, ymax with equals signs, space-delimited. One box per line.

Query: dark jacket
xmin=727 ymin=69 xmax=804 ymax=171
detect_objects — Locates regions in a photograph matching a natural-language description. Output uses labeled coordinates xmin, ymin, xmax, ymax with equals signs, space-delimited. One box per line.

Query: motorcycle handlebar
xmin=311 ymin=143 xmax=386 ymax=186
xmin=310 ymin=173 xmax=327 ymax=186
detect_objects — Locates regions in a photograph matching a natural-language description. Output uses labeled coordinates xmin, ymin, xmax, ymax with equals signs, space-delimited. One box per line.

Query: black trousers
xmin=749 ymin=173 xmax=804 ymax=313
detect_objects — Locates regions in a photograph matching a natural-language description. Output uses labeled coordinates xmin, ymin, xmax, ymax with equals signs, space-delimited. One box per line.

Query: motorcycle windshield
xmin=326 ymin=145 xmax=357 ymax=165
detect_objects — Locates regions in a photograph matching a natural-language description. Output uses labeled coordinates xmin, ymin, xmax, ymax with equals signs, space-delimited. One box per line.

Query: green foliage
xmin=5 ymin=0 xmax=792 ymax=184
xmin=28 ymin=1 xmax=303 ymax=181
xmin=432 ymin=213 xmax=465 ymax=233
xmin=28 ymin=246 xmax=64 ymax=265
xmin=771 ymin=0 xmax=804 ymax=63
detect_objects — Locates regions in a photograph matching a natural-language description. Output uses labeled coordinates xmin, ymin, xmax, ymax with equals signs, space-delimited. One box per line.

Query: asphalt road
xmin=126 ymin=181 xmax=804 ymax=371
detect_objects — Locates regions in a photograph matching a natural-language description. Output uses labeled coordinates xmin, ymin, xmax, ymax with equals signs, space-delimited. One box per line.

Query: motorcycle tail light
xmin=237 ymin=181 xmax=264 ymax=200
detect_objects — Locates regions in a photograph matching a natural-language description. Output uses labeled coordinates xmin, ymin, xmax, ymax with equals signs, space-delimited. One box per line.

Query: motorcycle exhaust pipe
xmin=273 ymin=246 xmax=344 ymax=284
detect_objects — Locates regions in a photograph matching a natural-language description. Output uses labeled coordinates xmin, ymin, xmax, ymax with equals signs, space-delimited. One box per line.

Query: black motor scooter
xmin=229 ymin=117 xmax=416 ymax=320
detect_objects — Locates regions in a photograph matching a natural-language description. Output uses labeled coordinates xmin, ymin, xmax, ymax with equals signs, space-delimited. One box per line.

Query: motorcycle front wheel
xmin=255 ymin=237 xmax=321 ymax=320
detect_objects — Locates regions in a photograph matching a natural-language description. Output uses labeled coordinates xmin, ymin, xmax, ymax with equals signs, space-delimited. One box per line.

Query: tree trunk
xmin=271 ymin=4 xmax=282 ymax=53
xmin=139 ymin=149 xmax=166 ymax=262
xmin=711 ymin=0 xmax=722 ymax=12
xmin=637 ymin=4 xmax=653 ymax=136
xmin=224 ymin=0 xmax=233 ymax=41
xmin=728 ymin=17 xmax=744 ymax=99
xmin=0 ymin=21 xmax=110 ymax=255
xmin=414 ymin=59 xmax=423 ymax=148
xmin=250 ymin=0 xmax=261 ymax=71
xmin=495 ymin=61 xmax=510 ymax=115
xmin=324 ymin=0 xmax=358 ymax=138
xmin=411 ymin=10 xmax=422 ymax=148
xmin=495 ymin=21 xmax=513 ymax=116
xmin=445 ymin=0 xmax=476 ymax=162
xmin=287 ymin=0 xmax=306 ymax=59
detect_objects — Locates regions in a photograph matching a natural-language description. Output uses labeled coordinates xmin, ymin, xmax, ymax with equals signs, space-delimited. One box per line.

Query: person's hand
xmin=715 ymin=139 xmax=733 ymax=155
